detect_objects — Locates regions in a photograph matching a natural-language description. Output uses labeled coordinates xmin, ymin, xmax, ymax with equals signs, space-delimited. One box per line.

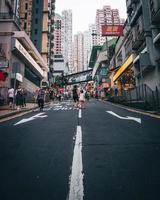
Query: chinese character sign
xmin=101 ymin=25 xmax=124 ymax=36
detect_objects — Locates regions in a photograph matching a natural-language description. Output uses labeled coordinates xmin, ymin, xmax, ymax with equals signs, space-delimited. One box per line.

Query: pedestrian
xmin=115 ymin=88 xmax=118 ymax=96
xmin=22 ymin=88 xmax=27 ymax=107
xmin=16 ymin=86 xmax=23 ymax=110
xmin=8 ymin=87 xmax=14 ymax=108
xmin=37 ymin=88 xmax=45 ymax=111
xmin=85 ymin=91 xmax=90 ymax=101
xmin=57 ymin=91 xmax=62 ymax=102
xmin=95 ymin=90 xmax=99 ymax=99
xmin=72 ymin=85 xmax=79 ymax=108
xmin=79 ymin=89 xmax=85 ymax=109
xmin=49 ymin=89 xmax=54 ymax=101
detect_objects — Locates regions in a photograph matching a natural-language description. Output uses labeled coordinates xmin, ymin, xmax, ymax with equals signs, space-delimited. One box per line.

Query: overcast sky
xmin=55 ymin=0 xmax=127 ymax=34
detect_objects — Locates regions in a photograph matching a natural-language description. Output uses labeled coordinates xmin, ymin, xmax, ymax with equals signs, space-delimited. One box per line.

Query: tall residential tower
xmin=61 ymin=10 xmax=73 ymax=73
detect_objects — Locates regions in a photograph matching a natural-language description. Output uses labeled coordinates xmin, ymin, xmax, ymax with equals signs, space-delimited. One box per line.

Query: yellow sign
xmin=113 ymin=54 xmax=133 ymax=82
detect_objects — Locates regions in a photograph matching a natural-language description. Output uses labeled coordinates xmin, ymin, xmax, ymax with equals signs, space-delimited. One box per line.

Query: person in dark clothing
xmin=16 ymin=86 xmax=23 ymax=110
xmin=37 ymin=88 xmax=45 ymax=111
xmin=72 ymin=85 xmax=79 ymax=108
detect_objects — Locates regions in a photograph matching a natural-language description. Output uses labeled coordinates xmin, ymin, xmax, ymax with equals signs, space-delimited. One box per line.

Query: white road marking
xmin=106 ymin=111 xmax=141 ymax=124
xmin=14 ymin=113 xmax=48 ymax=126
xmin=68 ymin=126 xmax=84 ymax=200
xmin=78 ymin=109 xmax=82 ymax=118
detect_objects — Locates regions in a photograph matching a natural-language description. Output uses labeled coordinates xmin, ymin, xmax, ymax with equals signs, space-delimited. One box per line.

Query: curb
xmin=0 ymin=102 xmax=51 ymax=120
xmin=0 ymin=107 xmax=38 ymax=120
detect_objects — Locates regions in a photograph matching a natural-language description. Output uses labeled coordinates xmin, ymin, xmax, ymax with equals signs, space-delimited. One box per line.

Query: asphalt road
xmin=0 ymin=99 xmax=160 ymax=200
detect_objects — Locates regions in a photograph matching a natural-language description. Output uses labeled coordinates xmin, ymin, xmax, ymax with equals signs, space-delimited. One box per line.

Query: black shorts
xmin=9 ymin=97 xmax=13 ymax=103
xmin=73 ymin=95 xmax=79 ymax=102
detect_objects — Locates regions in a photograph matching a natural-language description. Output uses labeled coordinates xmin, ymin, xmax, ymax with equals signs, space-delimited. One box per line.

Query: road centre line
xmin=78 ymin=109 xmax=82 ymax=118
xmin=68 ymin=125 xmax=84 ymax=200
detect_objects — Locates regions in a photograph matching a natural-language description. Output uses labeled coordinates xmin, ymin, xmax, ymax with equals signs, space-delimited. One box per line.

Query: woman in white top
xmin=79 ymin=89 xmax=85 ymax=108
xmin=8 ymin=87 xmax=14 ymax=108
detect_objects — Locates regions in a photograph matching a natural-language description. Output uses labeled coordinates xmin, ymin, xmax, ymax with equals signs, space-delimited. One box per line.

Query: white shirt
xmin=79 ymin=93 xmax=85 ymax=101
xmin=8 ymin=88 xmax=14 ymax=98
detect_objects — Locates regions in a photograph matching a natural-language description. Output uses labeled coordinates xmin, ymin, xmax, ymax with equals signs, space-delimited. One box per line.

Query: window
xmin=35 ymin=18 xmax=38 ymax=24
xmin=24 ymin=22 xmax=27 ymax=29
xmin=25 ymin=3 xmax=28 ymax=10
xmin=25 ymin=13 xmax=27 ymax=19
xmin=35 ymin=29 xmax=38 ymax=34
xmin=34 ymin=40 xmax=37 ymax=46
xmin=36 ymin=8 xmax=39 ymax=14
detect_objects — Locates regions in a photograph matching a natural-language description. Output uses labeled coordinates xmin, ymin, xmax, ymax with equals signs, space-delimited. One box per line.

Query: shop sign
xmin=102 ymin=25 xmax=124 ymax=37
xmin=16 ymin=73 xmax=23 ymax=82
xmin=11 ymin=73 xmax=23 ymax=82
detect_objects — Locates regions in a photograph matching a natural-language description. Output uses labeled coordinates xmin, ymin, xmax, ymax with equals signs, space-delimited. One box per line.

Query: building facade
xmin=19 ymin=0 xmax=49 ymax=79
xmin=73 ymin=32 xmax=84 ymax=73
xmin=0 ymin=0 xmax=48 ymax=104
xmin=61 ymin=10 xmax=73 ymax=73
xmin=96 ymin=5 xmax=122 ymax=45
xmin=126 ymin=0 xmax=160 ymax=90
xmin=52 ymin=13 xmax=65 ymax=78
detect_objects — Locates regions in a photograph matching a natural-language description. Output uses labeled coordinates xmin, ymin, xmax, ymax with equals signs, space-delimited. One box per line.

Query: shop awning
xmin=113 ymin=54 xmax=133 ymax=82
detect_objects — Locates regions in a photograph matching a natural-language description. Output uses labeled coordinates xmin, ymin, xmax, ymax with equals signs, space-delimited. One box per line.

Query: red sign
xmin=102 ymin=25 xmax=123 ymax=36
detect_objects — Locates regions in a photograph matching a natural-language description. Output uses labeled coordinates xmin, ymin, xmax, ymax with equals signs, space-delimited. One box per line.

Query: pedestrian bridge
xmin=64 ymin=69 xmax=93 ymax=85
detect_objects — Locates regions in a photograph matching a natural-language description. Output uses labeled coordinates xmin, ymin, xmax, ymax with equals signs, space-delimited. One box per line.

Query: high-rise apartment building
xmin=73 ymin=32 xmax=84 ymax=72
xmin=89 ymin=24 xmax=98 ymax=47
xmin=83 ymin=30 xmax=91 ymax=71
xmin=19 ymin=0 xmax=32 ymax=37
xmin=61 ymin=10 xmax=73 ymax=73
xmin=19 ymin=0 xmax=49 ymax=66
xmin=73 ymin=35 xmax=78 ymax=73
xmin=54 ymin=14 xmax=62 ymax=56
xmin=48 ymin=0 xmax=56 ymax=69
xmin=96 ymin=5 xmax=121 ymax=45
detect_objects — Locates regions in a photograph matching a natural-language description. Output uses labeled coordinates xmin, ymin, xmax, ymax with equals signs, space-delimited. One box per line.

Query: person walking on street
xmin=72 ymin=85 xmax=79 ymax=108
xmin=22 ymin=88 xmax=27 ymax=107
xmin=16 ymin=86 xmax=23 ymax=110
xmin=8 ymin=87 xmax=14 ymax=108
xmin=79 ymin=89 xmax=85 ymax=109
xmin=37 ymin=88 xmax=45 ymax=111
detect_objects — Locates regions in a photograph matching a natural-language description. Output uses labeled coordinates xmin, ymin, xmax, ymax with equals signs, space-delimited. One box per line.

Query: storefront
xmin=113 ymin=54 xmax=135 ymax=93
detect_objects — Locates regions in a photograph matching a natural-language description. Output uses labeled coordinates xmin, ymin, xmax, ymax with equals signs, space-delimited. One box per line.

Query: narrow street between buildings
xmin=0 ymin=99 xmax=160 ymax=200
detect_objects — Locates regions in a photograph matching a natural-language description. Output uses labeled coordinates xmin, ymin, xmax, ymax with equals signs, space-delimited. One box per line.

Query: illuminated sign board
xmin=102 ymin=25 xmax=124 ymax=36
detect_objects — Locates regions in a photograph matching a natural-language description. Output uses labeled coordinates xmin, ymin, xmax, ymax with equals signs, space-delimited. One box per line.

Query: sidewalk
xmin=0 ymin=103 xmax=38 ymax=120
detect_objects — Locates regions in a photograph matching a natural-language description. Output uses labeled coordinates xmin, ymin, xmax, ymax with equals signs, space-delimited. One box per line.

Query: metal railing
xmin=109 ymin=84 xmax=160 ymax=111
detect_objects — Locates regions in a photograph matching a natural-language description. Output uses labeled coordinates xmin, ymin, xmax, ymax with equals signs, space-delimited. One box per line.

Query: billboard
xmin=102 ymin=25 xmax=124 ymax=36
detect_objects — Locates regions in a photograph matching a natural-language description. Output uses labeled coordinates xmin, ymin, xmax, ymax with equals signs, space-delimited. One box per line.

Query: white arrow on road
xmin=106 ymin=111 xmax=141 ymax=124
xmin=14 ymin=113 xmax=48 ymax=126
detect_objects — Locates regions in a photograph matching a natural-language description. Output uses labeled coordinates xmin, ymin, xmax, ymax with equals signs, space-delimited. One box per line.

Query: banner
xmin=102 ymin=25 xmax=124 ymax=36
